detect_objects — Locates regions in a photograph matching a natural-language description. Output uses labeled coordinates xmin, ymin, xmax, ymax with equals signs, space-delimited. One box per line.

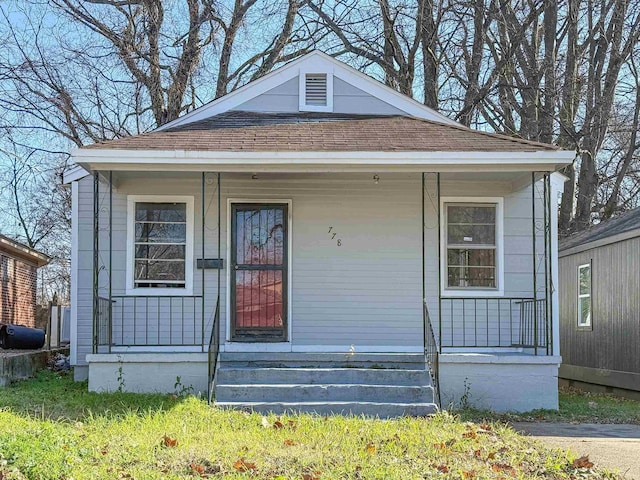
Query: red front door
xmin=230 ymin=203 xmax=287 ymax=341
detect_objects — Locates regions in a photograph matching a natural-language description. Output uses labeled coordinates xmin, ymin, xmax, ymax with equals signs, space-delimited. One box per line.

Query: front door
xmin=231 ymin=203 xmax=288 ymax=341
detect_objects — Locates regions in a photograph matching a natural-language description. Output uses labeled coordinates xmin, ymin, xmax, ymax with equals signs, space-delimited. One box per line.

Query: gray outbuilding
xmin=559 ymin=208 xmax=640 ymax=395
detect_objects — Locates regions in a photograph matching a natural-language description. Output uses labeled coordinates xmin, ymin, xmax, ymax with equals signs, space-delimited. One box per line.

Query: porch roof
xmin=81 ymin=111 xmax=561 ymax=154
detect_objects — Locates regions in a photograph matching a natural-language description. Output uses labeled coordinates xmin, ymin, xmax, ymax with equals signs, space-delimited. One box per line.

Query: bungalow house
xmin=65 ymin=51 xmax=573 ymax=415
xmin=558 ymin=207 xmax=640 ymax=396
xmin=0 ymin=234 xmax=50 ymax=329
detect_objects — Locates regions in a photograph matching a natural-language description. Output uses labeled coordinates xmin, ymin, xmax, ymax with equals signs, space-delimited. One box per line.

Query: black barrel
xmin=0 ymin=324 xmax=46 ymax=349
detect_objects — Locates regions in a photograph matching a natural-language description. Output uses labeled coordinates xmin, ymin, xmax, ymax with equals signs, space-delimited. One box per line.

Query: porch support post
xmin=217 ymin=173 xmax=221 ymax=346
xmin=437 ymin=173 xmax=442 ymax=351
xmin=421 ymin=173 xmax=425 ymax=346
xmin=544 ymin=173 xmax=552 ymax=355
xmin=201 ymin=172 xmax=206 ymax=351
xmin=531 ymin=172 xmax=538 ymax=355
xmin=108 ymin=171 xmax=113 ymax=354
xmin=92 ymin=171 xmax=99 ymax=354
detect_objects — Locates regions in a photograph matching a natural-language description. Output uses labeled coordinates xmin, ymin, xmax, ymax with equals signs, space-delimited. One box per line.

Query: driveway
xmin=512 ymin=422 xmax=640 ymax=479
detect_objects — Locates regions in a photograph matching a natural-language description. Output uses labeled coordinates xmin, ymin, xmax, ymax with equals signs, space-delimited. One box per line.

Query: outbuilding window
xmin=441 ymin=197 xmax=504 ymax=296
xmin=577 ymin=262 xmax=592 ymax=328
xmin=127 ymin=195 xmax=194 ymax=295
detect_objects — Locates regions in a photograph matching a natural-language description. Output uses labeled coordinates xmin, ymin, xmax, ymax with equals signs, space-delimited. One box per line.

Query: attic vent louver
xmin=305 ymin=74 xmax=327 ymax=106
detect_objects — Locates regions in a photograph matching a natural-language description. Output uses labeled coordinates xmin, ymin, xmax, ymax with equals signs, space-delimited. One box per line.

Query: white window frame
xmin=440 ymin=196 xmax=504 ymax=297
xmin=577 ymin=262 xmax=592 ymax=328
xmin=126 ymin=195 xmax=194 ymax=296
xmin=299 ymin=69 xmax=334 ymax=112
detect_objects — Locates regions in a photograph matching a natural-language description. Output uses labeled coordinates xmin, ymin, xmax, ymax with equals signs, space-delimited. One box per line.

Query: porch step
xmin=215 ymin=383 xmax=433 ymax=403
xmin=214 ymin=401 xmax=438 ymax=418
xmin=218 ymin=352 xmax=425 ymax=369
xmin=216 ymin=367 xmax=430 ymax=386
xmin=213 ymin=356 xmax=437 ymax=417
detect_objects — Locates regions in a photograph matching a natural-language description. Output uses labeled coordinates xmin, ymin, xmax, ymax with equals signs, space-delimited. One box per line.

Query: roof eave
xmin=0 ymin=236 xmax=51 ymax=267
xmin=559 ymin=227 xmax=640 ymax=257
xmin=72 ymin=149 xmax=573 ymax=173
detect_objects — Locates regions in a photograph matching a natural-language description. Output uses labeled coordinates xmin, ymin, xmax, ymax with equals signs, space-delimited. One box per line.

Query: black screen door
xmin=231 ymin=203 xmax=288 ymax=341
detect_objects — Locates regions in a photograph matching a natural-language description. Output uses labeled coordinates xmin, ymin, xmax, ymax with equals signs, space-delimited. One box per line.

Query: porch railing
xmin=439 ymin=297 xmax=548 ymax=352
xmin=207 ymin=297 xmax=221 ymax=403
xmin=423 ymin=301 xmax=441 ymax=407
xmin=96 ymin=295 xmax=204 ymax=348
xmin=96 ymin=296 xmax=113 ymax=347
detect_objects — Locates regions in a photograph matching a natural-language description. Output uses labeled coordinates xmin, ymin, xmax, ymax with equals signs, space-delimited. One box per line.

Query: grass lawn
xmin=460 ymin=386 xmax=640 ymax=425
xmin=0 ymin=372 xmax=618 ymax=479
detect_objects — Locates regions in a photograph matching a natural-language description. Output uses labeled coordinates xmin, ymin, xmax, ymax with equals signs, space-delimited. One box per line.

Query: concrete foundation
xmin=0 ymin=347 xmax=69 ymax=386
xmin=86 ymin=353 xmax=208 ymax=395
xmin=73 ymin=365 xmax=88 ymax=381
xmin=85 ymin=351 xmax=561 ymax=413
xmin=439 ymin=353 xmax=561 ymax=412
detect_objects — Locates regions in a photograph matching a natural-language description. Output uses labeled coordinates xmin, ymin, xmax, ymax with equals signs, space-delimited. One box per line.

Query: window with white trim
xmin=127 ymin=196 xmax=193 ymax=293
xmin=577 ymin=263 xmax=592 ymax=328
xmin=444 ymin=202 xmax=500 ymax=290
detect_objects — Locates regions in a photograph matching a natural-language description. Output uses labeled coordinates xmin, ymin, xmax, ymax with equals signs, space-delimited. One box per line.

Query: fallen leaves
xmin=261 ymin=417 xmax=297 ymax=430
xmin=190 ymin=463 xmax=206 ymax=477
xmin=491 ymin=462 xmax=516 ymax=477
xmin=284 ymin=439 xmax=297 ymax=446
xmin=462 ymin=430 xmax=477 ymax=440
xmin=233 ymin=458 xmax=257 ymax=472
xmin=364 ymin=443 xmax=376 ymax=454
xmin=302 ymin=471 xmax=321 ymax=480
xmin=573 ymin=455 xmax=594 ymax=469
xmin=162 ymin=435 xmax=178 ymax=448
xmin=434 ymin=464 xmax=449 ymax=473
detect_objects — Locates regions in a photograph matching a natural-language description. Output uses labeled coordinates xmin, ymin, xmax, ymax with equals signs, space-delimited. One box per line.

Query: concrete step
xmin=216 ymin=367 xmax=430 ymax=386
xmin=215 ymin=401 xmax=438 ymax=418
xmin=219 ymin=352 xmax=424 ymax=369
xmin=215 ymin=383 xmax=434 ymax=403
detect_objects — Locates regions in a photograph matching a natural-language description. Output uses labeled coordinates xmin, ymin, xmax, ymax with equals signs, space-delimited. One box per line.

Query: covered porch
xmin=81 ymin=167 xmax=561 ymax=410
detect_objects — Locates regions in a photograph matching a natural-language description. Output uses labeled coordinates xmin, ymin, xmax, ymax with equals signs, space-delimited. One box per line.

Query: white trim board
xmin=225 ymin=198 xmax=293 ymax=343
xmin=70 ymin=181 xmax=79 ymax=366
xmin=73 ymin=148 xmax=575 ymax=164
xmin=221 ymin=344 xmax=424 ymax=353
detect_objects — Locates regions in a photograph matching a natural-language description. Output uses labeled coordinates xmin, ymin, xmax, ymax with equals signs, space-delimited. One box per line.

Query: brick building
xmin=0 ymin=234 xmax=50 ymax=328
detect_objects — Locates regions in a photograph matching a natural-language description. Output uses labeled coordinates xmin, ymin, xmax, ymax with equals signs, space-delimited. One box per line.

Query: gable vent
xmin=305 ymin=74 xmax=328 ymax=106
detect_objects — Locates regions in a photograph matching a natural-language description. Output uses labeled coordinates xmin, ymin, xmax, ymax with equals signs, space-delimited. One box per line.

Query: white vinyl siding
xmin=233 ymin=77 xmax=405 ymax=115
xmin=577 ymin=263 xmax=592 ymax=328
xmin=73 ymin=173 xmax=546 ymax=363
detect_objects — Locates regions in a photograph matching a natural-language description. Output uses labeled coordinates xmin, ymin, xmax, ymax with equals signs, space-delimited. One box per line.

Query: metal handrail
xmin=423 ymin=301 xmax=441 ymax=408
xmin=207 ymin=297 xmax=221 ymax=403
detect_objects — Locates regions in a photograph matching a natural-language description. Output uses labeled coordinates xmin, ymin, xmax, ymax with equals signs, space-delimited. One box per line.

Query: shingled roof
xmin=559 ymin=207 xmax=640 ymax=252
xmin=82 ymin=111 xmax=560 ymax=153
